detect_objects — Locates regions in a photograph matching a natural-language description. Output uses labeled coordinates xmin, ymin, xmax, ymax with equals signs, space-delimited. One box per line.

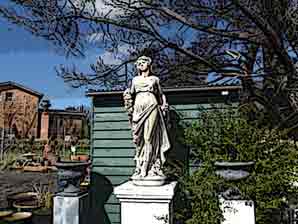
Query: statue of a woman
xmin=123 ymin=56 xmax=170 ymax=185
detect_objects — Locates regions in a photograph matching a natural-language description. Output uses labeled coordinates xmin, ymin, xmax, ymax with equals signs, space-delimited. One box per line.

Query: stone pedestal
xmin=53 ymin=192 xmax=89 ymax=224
xmin=114 ymin=181 xmax=177 ymax=224
xmin=220 ymin=197 xmax=255 ymax=224
xmin=40 ymin=111 xmax=49 ymax=140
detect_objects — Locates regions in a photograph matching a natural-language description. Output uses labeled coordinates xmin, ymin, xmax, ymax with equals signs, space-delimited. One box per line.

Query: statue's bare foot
xmin=132 ymin=168 xmax=141 ymax=177
xmin=148 ymin=170 xmax=156 ymax=177
xmin=140 ymin=170 xmax=146 ymax=178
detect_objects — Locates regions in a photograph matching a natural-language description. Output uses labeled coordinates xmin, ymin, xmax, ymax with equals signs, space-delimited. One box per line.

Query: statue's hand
xmin=123 ymin=88 xmax=132 ymax=100
xmin=123 ymin=88 xmax=134 ymax=115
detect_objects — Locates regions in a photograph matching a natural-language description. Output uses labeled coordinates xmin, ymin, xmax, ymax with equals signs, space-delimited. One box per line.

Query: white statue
xmin=123 ymin=56 xmax=171 ymax=185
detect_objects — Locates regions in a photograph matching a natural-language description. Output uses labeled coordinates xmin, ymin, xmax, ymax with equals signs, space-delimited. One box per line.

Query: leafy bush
xmin=180 ymin=107 xmax=298 ymax=224
xmin=0 ymin=151 xmax=17 ymax=170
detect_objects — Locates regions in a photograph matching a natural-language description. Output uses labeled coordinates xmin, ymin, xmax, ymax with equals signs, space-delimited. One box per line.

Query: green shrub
xmin=0 ymin=151 xmax=17 ymax=170
xmin=180 ymin=107 xmax=298 ymax=224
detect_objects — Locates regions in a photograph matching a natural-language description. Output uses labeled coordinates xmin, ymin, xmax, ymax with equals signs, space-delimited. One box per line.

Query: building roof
xmin=86 ymin=84 xmax=242 ymax=97
xmin=0 ymin=81 xmax=44 ymax=98
xmin=41 ymin=108 xmax=86 ymax=117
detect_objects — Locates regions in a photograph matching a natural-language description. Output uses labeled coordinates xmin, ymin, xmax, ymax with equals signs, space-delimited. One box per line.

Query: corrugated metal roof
xmin=86 ymin=84 xmax=242 ymax=97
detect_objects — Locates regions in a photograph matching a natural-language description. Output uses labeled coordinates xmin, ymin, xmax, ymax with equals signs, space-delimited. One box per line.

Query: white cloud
xmin=76 ymin=0 xmax=127 ymax=45
xmin=99 ymin=44 xmax=132 ymax=65
xmin=94 ymin=0 xmax=122 ymax=17
xmin=72 ymin=0 xmax=126 ymax=18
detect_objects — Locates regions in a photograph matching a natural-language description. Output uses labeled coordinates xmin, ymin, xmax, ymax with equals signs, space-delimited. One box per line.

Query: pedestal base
xmin=131 ymin=175 xmax=166 ymax=186
xmin=220 ymin=197 xmax=255 ymax=224
xmin=53 ymin=192 xmax=89 ymax=224
xmin=114 ymin=181 xmax=177 ymax=224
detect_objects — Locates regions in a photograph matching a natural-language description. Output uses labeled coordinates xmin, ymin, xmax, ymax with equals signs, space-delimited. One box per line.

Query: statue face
xmin=136 ymin=60 xmax=150 ymax=73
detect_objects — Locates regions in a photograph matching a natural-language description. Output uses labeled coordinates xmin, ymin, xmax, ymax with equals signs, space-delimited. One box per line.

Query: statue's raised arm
xmin=123 ymin=56 xmax=171 ymax=186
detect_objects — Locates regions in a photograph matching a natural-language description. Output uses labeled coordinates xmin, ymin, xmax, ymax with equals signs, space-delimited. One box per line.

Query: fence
xmin=0 ymin=128 xmax=16 ymax=161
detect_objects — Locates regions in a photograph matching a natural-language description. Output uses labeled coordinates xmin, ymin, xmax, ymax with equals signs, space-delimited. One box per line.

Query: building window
xmin=5 ymin=92 xmax=13 ymax=101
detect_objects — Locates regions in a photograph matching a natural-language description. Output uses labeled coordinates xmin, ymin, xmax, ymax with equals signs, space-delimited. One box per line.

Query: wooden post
xmin=63 ymin=124 xmax=66 ymax=158
xmin=0 ymin=128 xmax=4 ymax=161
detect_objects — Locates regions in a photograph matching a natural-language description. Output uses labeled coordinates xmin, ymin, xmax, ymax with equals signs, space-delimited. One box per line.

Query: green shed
xmin=86 ymin=85 xmax=241 ymax=224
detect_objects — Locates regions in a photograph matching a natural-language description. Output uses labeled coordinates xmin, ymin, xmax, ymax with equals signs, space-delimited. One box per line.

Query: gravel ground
xmin=0 ymin=170 xmax=57 ymax=208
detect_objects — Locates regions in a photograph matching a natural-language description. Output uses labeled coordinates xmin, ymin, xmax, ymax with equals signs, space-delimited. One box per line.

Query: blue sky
xmin=0 ymin=16 xmax=98 ymax=109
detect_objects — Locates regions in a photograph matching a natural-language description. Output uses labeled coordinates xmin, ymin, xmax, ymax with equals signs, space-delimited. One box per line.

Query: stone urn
xmin=214 ymin=161 xmax=255 ymax=199
xmin=55 ymin=161 xmax=91 ymax=196
xmin=7 ymin=192 xmax=39 ymax=208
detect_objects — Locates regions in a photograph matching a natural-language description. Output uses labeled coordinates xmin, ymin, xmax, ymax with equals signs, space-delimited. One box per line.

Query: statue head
xmin=135 ymin=56 xmax=152 ymax=75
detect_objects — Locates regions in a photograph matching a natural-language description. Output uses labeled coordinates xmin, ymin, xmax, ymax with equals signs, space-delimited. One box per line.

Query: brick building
xmin=0 ymin=81 xmax=88 ymax=140
xmin=39 ymin=106 xmax=88 ymax=140
xmin=0 ymin=81 xmax=43 ymax=138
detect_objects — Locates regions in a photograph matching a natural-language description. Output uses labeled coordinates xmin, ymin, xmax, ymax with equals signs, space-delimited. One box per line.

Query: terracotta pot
xmin=23 ymin=166 xmax=48 ymax=173
xmin=70 ymin=154 xmax=89 ymax=162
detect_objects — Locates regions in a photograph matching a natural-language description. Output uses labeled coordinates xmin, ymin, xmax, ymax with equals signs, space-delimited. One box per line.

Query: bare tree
xmin=1 ymin=0 xmax=298 ymax=129
xmin=0 ymin=95 xmax=38 ymax=138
